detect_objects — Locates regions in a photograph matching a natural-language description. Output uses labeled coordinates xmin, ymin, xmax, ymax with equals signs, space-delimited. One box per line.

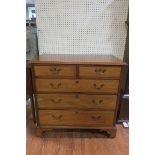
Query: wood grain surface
xmin=79 ymin=66 xmax=121 ymax=78
xmin=34 ymin=65 xmax=76 ymax=77
xmin=35 ymin=79 xmax=119 ymax=93
xmin=38 ymin=110 xmax=114 ymax=126
xmin=30 ymin=54 xmax=126 ymax=138
xmin=31 ymin=54 xmax=127 ymax=65
xmin=37 ymin=94 xmax=117 ymax=110
xmin=27 ymin=118 xmax=129 ymax=155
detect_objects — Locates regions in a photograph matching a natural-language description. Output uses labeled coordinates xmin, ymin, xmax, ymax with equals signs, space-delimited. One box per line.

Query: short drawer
xmin=37 ymin=94 xmax=117 ymax=110
xmin=35 ymin=79 xmax=119 ymax=93
xmin=38 ymin=110 xmax=114 ymax=126
xmin=79 ymin=66 xmax=121 ymax=78
xmin=33 ymin=65 xmax=76 ymax=77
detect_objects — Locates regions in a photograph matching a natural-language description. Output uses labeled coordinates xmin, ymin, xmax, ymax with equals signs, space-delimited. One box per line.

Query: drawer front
xmin=35 ymin=79 xmax=119 ymax=93
xmin=33 ymin=65 xmax=76 ymax=77
xmin=79 ymin=66 xmax=121 ymax=78
xmin=37 ymin=94 xmax=117 ymax=110
xmin=38 ymin=110 xmax=114 ymax=126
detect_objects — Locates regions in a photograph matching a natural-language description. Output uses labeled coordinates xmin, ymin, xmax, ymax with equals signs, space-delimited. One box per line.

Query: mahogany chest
xmin=31 ymin=54 xmax=126 ymax=137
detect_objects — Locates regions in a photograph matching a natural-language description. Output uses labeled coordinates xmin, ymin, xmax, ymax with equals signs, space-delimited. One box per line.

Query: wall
xmin=35 ymin=0 xmax=128 ymax=59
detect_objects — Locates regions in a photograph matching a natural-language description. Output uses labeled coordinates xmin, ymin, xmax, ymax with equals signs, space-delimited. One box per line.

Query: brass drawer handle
xmin=49 ymin=67 xmax=61 ymax=74
xmin=51 ymin=115 xmax=63 ymax=120
xmin=95 ymin=68 xmax=106 ymax=75
xmin=92 ymin=99 xmax=103 ymax=105
xmin=93 ymin=83 xmax=104 ymax=89
xmin=51 ymin=99 xmax=62 ymax=104
xmin=50 ymin=83 xmax=62 ymax=89
xmin=91 ymin=115 xmax=102 ymax=121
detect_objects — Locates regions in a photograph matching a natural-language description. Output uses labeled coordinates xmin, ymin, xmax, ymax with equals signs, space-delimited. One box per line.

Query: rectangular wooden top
xmin=31 ymin=54 xmax=126 ymax=65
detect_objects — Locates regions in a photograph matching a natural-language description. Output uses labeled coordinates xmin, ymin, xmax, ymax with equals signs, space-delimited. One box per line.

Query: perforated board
xmin=35 ymin=0 xmax=128 ymax=59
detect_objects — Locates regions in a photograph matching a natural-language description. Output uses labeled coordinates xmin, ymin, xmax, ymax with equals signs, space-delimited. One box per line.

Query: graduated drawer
xmin=35 ymin=79 xmax=119 ymax=93
xmin=79 ymin=66 xmax=121 ymax=78
xmin=33 ymin=65 xmax=76 ymax=77
xmin=37 ymin=94 xmax=117 ymax=110
xmin=38 ymin=110 xmax=114 ymax=126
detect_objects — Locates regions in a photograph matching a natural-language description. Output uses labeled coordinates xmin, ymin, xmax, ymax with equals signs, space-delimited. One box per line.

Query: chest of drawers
xmin=31 ymin=54 xmax=126 ymax=137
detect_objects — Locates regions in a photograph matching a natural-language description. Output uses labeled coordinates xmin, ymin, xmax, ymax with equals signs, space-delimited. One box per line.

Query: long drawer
xmin=35 ymin=79 xmax=119 ymax=93
xmin=79 ymin=66 xmax=121 ymax=78
xmin=38 ymin=110 xmax=114 ymax=126
xmin=33 ymin=65 xmax=76 ymax=77
xmin=37 ymin=94 xmax=117 ymax=110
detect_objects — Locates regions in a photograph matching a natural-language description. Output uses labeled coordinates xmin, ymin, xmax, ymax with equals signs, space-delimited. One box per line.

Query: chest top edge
xmin=30 ymin=54 xmax=127 ymax=66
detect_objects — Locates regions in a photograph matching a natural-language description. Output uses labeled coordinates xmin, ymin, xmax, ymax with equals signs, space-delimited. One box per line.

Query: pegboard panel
xmin=35 ymin=0 xmax=128 ymax=59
